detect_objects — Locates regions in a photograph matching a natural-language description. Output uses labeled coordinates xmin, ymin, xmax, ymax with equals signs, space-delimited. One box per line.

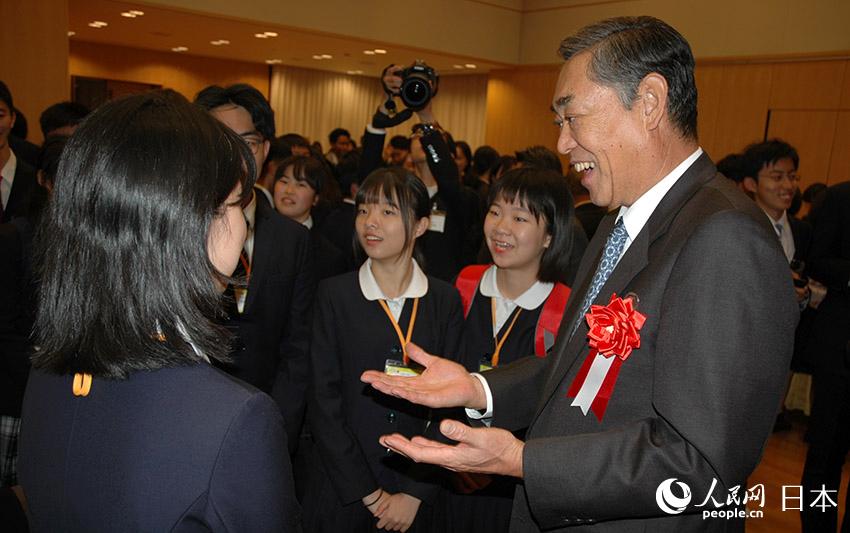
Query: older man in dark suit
xmin=363 ymin=16 xmax=797 ymax=532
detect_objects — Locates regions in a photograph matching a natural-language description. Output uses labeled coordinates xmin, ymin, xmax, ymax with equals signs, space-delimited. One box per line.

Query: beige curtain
xmin=269 ymin=65 xmax=487 ymax=151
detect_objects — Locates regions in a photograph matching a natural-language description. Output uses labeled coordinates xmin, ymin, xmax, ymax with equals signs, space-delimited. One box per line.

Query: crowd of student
xmin=0 ymin=57 xmax=847 ymax=532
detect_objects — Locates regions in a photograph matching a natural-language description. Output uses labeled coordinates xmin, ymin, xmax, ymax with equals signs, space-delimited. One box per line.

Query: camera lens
xmin=401 ymin=76 xmax=431 ymax=110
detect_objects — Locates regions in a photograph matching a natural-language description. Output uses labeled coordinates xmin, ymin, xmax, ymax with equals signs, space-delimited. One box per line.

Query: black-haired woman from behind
xmin=17 ymin=90 xmax=300 ymax=532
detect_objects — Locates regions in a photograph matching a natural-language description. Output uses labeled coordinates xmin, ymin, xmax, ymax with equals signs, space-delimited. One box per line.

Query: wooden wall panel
xmin=1 ymin=0 xmax=69 ymax=144
xmin=484 ymin=66 xmax=563 ymax=157
xmin=695 ymin=65 xmax=725 ymax=155
xmin=709 ymin=64 xmax=774 ymax=159
xmin=69 ymin=41 xmax=269 ymax=101
xmin=828 ymin=112 xmax=850 ymax=185
xmin=769 ymin=60 xmax=846 ymax=110
xmin=766 ymin=110 xmax=838 ymax=191
xmin=841 ymin=63 xmax=850 ymax=110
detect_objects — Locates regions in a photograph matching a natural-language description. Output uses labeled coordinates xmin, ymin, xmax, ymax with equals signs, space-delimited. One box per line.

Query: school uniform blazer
xmin=224 ymin=196 xmax=316 ymax=453
xmin=482 ymin=153 xmax=798 ymax=532
xmin=308 ymin=272 xmax=463 ymax=506
xmin=1 ymin=159 xmax=37 ymax=223
xmin=18 ymin=363 xmax=300 ymax=532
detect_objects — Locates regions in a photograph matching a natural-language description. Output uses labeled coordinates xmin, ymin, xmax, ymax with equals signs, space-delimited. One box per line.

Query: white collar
xmin=343 ymin=198 xmax=356 ymax=205
xmin=359 ymin=258 xmax=428 ymax=301
xmin=1 ymin=149 xmax=17 ymax=184
xmin=617 ymin=148 xmax=703 ymax=242
xmin=243 ymin=190 xmax=257 ymax=229
xmin=301 ymin=215 xmax=313 ymax=229
xmin=763 ymin=209 xmax=789 ymax=229
xmin=479 ymin=265 xmax=553 ymax=310
xmin=426 ymin=184 xmax=439 ymax=199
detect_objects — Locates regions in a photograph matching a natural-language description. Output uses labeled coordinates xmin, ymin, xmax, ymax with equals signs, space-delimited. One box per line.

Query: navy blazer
xmin=19 ymin=363 xmax=301 ymax=532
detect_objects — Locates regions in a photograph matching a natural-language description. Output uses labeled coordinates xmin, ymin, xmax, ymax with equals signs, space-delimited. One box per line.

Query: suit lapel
xmin=531 ymin=152 xmax=717 ymax=423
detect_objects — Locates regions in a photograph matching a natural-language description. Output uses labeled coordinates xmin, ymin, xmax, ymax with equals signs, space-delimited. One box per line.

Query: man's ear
xmin=639 ymin=73 xmax=668 ymax=131
xmin=742 ymin=176 xmax=759 ymax=195
xmin=312 ymin=194 xmax=320 ymax=207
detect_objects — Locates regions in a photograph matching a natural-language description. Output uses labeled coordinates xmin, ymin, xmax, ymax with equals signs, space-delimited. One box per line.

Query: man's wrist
xmin=468 ymin=373 xmax=487 ymax=410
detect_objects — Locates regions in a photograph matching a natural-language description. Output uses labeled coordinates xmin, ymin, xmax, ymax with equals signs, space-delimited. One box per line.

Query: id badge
xmin=429 ymin=210 xmax=446 ymax=233
xmin=478 ymin=357 xmax=493 ymax=373
xmin=385 ymin=359 xmax=422 ymax=377
xmin=235 ymin=287 xmax=248 ymax=314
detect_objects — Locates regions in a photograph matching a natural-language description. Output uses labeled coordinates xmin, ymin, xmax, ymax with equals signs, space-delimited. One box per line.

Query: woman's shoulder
xmin=317 ymin=270 xmax=358 ymax=293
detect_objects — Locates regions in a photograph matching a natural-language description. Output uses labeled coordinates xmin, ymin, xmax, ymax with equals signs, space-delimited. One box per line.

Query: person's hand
xmin=361 ymin=343 xmax=486 ymax=409
xmin=791 ymin=271 xmax=810 ymax=303
xmin=382 ymin=64 xmax=404 ymax=96
xmin=380 ymin=419 xmax=525 ymax=478
xmin=363 ymin=487 xmax=390 ymax=517
xmin=375 ymin=492 xmax=421 ymax=532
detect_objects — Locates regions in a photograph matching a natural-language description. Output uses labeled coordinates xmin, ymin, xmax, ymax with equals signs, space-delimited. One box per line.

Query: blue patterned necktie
xmin=571 ymin=217 xmax=629 ymax=337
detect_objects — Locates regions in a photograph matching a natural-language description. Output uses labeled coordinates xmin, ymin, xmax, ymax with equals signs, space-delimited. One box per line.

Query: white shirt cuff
xmin=465 ymin=373 xmax=494 ymax=420
xmin=366 ymin=124 xmax=386 ymax=135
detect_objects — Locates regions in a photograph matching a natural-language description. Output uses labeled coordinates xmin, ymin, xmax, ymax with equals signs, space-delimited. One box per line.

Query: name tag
xmin=429 ymin=210 xmax=446 ymax=233
xmin=385 ymin=358 xmax=422 ymax=377
xmin=478 ymin=357 xmax=493 ymax=373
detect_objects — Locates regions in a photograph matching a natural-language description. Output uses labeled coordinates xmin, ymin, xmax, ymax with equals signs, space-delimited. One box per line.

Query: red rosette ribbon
xmin=567 ymin=293 xmax=646 ymax=421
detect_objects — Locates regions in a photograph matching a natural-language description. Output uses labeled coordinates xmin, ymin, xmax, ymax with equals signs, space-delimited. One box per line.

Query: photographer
xmin=358 ymin=64 xmax=469 ymax=282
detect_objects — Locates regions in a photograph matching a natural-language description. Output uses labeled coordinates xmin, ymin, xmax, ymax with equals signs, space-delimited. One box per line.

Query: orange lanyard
xmin=239 ymin=251 xmax=252 ymax=278
xmin=490 ymin=299 xmax=521 ymax=367
xmin=378 ymin=298 xmax=419 ymax=366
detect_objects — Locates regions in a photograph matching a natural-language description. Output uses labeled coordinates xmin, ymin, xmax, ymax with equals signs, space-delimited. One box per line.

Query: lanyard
xmin=239 ymin=250 xmax=252 ymax=278
xmin=378 ymin=298 xmax=419 ymax=366
xmin=490 ymin=299 xmax=521 ymax=368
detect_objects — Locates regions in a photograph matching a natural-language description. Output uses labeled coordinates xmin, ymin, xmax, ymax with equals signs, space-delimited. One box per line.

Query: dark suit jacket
xmin=789 ymin=215 xmax=812 ymax=263
xmin=1 ymin=158 xmax=37 ymax=223
xmin=0 ymin=221 xmax=33 ymax=417
xmin=222 ymin=195 xmax=316 ymax=454
xmin=19 ymin=364 xmax=300 ymax=531
xmin=483 ymin=153 xmax=798 ymax=532
xmin=807 ymin=181 xmax=850 ymax=375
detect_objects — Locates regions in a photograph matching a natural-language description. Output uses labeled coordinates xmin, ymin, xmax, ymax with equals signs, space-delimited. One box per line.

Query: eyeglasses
xmin=761 ymin=170 xmax=800 ymax=184
xmin=241 ymin=135 xmax=264 ymax=155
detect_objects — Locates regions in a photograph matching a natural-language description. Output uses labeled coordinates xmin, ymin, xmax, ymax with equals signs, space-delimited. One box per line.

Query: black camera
xmin=399 ymin=61 xmax=439 ymax=111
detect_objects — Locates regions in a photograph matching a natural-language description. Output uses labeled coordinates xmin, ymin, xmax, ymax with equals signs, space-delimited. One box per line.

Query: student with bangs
xmin=305 ymin=166 xmax=463 ymax=532
xmin=273 ymin=154 xmax=347 ymax=281
xmin=446 ymin=166 xmax=576 ymax=533
xmin=17 ymin=91 xmax=299 ymax=531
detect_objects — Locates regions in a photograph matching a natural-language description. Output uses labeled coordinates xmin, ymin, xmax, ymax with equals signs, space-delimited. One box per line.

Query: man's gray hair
xmin=559 ymin=16 xmax=698 ymax=140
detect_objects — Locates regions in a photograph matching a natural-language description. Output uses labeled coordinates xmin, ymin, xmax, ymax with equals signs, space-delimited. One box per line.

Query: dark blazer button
xmin=387 ymin=412 xmax=396 ymax=423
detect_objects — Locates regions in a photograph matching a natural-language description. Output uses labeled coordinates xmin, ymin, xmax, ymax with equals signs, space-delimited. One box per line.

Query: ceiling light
xmin=254 ymin=33 xmax=268 ymax=39
xmin=211 ymin=39 xmax=230 ymax=46
xmin=68 ymin=31 xmax=76 ymax=37
xmin=312 ymin=55 xmax=323 ymax=60
xmin=121 ymin=12 xmax=136 ymax=18
xmin=88 ymin=21 xmax=108 ymax=28
xmin=264 ymin=31 xmax=278 ymax=37
xmin=129 ymin=10 xmax=144 ymax=16
xmin=363 ymin=50 xmax=375 ymax=55
xmin=464 ymin=63 xmax=477 ymax=69
xmin=374 ymin=49 xmax=387 ymax=54
xmin=320 ymin=54 xmax=332 ymax=59
xmin=452 ymin=64 xmax=464 ymax=69
xmin=265 ymin=59 xmax=283 ymax=65
xmin=171 ymin=46 xmax=188 ymax=52
xmin=347 ymin=70 xmax=364 ymax=75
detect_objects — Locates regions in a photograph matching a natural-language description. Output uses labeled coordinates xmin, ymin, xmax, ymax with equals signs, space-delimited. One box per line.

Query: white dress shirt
xmin=764 ymin=210 xmax=795 ymax=263
xmin=1 ymin=149 xmax=17 ymax=210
